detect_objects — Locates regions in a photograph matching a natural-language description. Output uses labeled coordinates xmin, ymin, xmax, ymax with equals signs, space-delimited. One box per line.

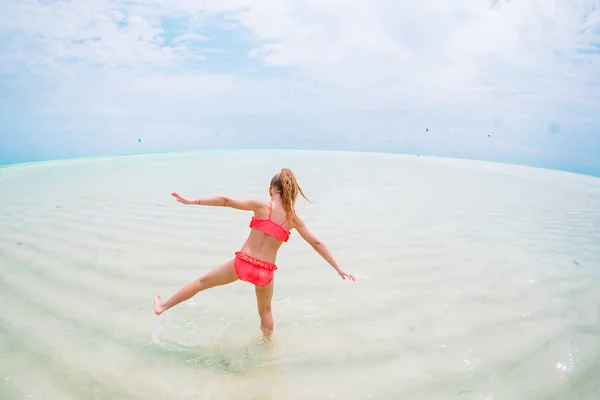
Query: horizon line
xmin=1 ymin=148 xmax=599 ymax=179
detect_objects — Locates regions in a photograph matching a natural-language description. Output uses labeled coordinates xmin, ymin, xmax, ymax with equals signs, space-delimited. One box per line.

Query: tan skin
xmin=154 ymin=186 xmax=355 ymax=340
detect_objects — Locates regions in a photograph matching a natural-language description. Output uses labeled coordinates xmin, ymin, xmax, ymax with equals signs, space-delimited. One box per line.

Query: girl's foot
xmin=261 ymin=327 xmax=273 ymax=342
xmin=154 ymin=294 xmax=167 ymax=315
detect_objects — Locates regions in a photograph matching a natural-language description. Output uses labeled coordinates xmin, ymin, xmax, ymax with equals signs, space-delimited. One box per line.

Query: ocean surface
xmin=0 ymin=150 xmax=599 ymax=400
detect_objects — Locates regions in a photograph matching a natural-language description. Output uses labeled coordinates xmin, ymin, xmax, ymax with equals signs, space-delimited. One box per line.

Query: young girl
xmin=153 ymin=168 xmax=355 ymax=339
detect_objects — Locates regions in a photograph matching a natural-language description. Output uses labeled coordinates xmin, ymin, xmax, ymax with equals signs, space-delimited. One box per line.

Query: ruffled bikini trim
xmin=235 ymin=251 xmax=278 ymax=271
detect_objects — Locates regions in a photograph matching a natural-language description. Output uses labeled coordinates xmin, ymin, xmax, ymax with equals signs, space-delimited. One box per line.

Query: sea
xmin=0 ymin=150 xmax=599 ymax=400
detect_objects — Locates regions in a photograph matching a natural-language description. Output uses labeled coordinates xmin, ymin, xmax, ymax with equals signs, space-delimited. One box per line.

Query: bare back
xmin=239 ymin=200 xmax=294 ymax=263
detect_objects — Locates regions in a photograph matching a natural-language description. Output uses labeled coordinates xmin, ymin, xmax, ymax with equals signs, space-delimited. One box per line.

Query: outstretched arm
xmin=294 ymin=216 xmax=356 ymax=281
xmin=171 ymin=192 xmax=263 ymax=211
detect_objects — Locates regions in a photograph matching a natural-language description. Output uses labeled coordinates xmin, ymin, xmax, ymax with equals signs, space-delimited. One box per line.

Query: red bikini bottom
xmin=234 ymin=251 xmax=278 ymax=286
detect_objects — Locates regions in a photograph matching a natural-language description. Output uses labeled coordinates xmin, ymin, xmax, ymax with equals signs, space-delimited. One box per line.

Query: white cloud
xmin=0 ymin=0 xmax=599 ymax=173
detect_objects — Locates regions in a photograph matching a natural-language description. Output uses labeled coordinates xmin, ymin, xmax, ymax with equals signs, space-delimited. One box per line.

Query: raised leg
xmin=154 ymin=259 xmax=238 ymax=315
xmin=255 ymin=279 xmax=275 ymax=341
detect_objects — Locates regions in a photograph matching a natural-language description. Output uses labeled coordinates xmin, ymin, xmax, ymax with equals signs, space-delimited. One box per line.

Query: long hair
xmin=270 ymin=168 xmax=310 ymax=220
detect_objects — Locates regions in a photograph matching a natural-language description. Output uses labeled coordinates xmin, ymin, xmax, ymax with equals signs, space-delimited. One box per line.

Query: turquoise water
xmin=0 ymin=150 xmax=599 ymax=399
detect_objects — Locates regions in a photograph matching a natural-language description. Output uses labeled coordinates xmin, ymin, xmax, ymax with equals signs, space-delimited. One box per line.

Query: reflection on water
xmin=0 ymin=150 xmax=599 ymax=399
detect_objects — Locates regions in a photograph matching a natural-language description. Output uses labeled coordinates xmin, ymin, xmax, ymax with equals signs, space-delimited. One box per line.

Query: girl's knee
xmin=258 ymin=304 xmax=272 ymax=316
xmin=196 ymin=276 xmax=209 ymax=290
xmin=198 ymin=270 xmax=219 ymax=288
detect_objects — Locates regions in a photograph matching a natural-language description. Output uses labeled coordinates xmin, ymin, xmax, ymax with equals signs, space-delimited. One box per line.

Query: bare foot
xmin=261 ymin=327 xmax=273 ymax=343
xmin=154 ymin=294 xmax=167 ymax=315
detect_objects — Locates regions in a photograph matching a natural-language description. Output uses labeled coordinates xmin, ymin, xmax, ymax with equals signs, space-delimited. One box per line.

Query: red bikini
xmin=249 ymin=203 xmax=292 ymax=242
xmin=234 ymin=203 xmax=292 ymax=286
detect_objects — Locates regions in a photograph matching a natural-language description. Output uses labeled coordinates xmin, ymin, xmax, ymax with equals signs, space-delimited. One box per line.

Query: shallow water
xmin=1 ymin=150 xmax=599 ymax=400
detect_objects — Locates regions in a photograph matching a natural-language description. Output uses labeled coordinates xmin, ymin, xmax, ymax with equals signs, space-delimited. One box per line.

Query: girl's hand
xmin=171 ymin=192 xmax=193 ymax=205
xmin=337 ymin=269 xmax=356 ymax=281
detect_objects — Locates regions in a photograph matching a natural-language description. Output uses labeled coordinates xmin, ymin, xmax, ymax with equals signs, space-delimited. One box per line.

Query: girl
xmin=154 ymin=168 xmax=355 ymax=339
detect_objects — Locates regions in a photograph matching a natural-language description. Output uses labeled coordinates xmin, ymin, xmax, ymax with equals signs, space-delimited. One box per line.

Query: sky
xmin=0 ymin=0 xmax=599 ymax=176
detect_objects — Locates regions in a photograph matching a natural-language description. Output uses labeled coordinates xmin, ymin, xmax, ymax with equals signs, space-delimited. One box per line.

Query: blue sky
xmin=1 ymin=0 xmax=599 ymax=176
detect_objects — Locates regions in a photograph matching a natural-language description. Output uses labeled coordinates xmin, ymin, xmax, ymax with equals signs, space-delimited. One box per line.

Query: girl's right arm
xmin=294 ymin=216 xmax=356 ymax=281
xmin=171 ymin=192 xmax=264 ymax=212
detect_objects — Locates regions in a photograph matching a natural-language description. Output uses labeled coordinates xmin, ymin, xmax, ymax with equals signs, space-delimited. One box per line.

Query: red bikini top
xmin=249 ymin=202 xmax=292 ymax=242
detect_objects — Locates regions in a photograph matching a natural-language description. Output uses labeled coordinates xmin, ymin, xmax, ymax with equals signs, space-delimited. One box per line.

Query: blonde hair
xmin=270 ymin=168 xmax=310 ymax=219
